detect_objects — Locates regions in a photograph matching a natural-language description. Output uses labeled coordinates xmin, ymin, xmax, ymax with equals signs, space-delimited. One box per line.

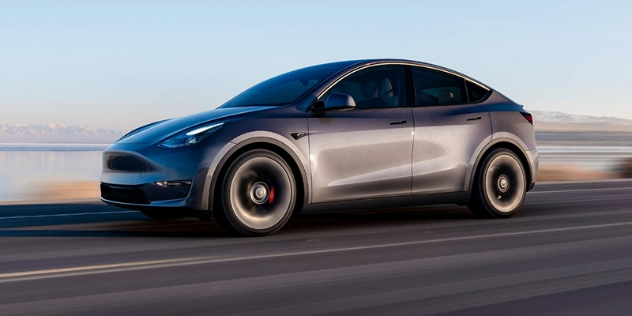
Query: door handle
xmin=466 ymin=116 xmax=482 ymax=121
xmin=390 ymin=120 xmax=407 ymax=125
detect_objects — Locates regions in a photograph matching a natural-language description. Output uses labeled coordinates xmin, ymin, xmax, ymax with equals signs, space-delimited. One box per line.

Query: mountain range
xmin=0 ymin=123 xmax=124 ymax=143
xmin=531 ymin=111 xmax=632 ymax=132
xmin=1 ymin=110 xmax=631 ymax=143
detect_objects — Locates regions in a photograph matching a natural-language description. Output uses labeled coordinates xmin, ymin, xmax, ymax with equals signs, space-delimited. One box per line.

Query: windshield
xmin=220 ymin=61 xmax=355 ymax=107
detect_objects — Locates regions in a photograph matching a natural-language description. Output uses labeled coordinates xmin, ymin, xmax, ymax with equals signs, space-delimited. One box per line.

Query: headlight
xmin=157 ymin=122 xmax=224 ymax=149
xmin=117 ymin=119 xmax=171 ymax=143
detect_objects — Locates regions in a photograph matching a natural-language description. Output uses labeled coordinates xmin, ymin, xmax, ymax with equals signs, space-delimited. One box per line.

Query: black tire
xmin=140 ymin=210 xmax=185 ymax=221
xmin=468 ymin=148 xmax=527 ymax=218
xmin=215 ymin=149 xmax=296 ymax=236
xmin=291 ymin=199 xmax=304 ymax=217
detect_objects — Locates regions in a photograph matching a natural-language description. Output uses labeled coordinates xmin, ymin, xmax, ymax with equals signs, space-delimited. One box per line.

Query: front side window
xmin=322 ymin=65 xmax=405 ymax=109
xmin=412 ymin=67 xmax=467 ymax=106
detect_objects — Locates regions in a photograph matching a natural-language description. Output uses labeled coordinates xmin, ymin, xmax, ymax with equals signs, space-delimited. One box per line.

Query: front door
xmin=308 ymin=65 xmax=414 ymax=203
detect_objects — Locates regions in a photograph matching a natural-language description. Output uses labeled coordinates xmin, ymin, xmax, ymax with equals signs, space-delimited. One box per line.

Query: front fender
xmin=203 ymin=131 xmax=311 ymax=213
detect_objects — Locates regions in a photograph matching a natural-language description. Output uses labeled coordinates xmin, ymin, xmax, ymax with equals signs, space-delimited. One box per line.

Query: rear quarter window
xmin=466 ymin=81 xmax=490 ymax=103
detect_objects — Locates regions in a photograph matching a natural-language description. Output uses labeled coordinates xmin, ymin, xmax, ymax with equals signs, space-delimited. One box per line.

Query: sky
xmin=1 ymin=0 xmax=631 ymax=132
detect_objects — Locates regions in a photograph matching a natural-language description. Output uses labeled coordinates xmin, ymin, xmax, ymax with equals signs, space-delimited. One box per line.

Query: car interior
xmin=327 ymin=69 xmax=403 ymax=109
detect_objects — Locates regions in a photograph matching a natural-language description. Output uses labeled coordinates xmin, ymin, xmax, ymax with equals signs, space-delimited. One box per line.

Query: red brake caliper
xmin=268 ymin=186 xmax=275 ymax=204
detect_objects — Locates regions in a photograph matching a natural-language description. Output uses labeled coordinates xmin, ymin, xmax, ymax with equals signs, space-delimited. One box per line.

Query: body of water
xmin=0 ymin=144 xmax=631 ymax=202
xmin=0 ymin=144 xmax=108 ymax=201
xmin=538 ymin=146 xmax=632 ymax=171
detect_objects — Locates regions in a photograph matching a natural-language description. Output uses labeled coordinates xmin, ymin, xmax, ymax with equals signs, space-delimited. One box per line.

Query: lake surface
xmin=538 ymin=146 xmax=632 ymax=171
xmin=1 ymin=144 xmax=631 ymax=202
xmin=0 ymin=144 xmax=108 ymax=201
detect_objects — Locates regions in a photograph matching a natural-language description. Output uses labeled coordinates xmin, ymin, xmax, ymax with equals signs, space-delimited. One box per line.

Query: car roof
xmin=325 ymin=58 xmax=490 ymax=90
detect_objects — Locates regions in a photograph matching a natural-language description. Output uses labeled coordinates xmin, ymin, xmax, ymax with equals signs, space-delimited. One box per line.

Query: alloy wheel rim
xmin=484 ymin=154 xmax=525 ymax=213
xmin=249 ymin=182 xmax=269 ymax=205
xmin=229 ymin=157 xmax=292 ymax=230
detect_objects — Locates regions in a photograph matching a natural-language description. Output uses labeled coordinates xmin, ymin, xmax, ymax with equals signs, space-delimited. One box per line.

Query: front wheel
xmin=215 ymin=149 xmax=296 ymax=236
xmin=468 ymin=148 xmax=527 ymax=218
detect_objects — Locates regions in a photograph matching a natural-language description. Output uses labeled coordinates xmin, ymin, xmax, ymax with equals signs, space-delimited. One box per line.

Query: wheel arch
xmin=207 ymin=137 xmax=309 ymax=216
xmin=468 ymin=139 xmax=533 ymax=193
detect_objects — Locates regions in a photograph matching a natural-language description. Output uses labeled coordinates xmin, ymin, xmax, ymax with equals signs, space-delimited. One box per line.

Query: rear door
xmin=307 ymin=65 xmax=414 ymax=203
xmin=410 ymin=66 xmax=492 ymax=194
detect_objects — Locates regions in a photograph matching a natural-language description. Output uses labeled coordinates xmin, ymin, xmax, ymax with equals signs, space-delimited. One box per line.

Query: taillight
xmin=521 ymin=112 xmax=533 ymax=125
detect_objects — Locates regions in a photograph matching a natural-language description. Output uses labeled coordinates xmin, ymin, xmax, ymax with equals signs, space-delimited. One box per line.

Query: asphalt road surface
xmin=1 ymin=180 xmax=632 ymax=316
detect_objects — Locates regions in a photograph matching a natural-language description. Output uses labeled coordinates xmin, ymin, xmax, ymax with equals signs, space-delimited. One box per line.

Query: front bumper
xmin=100 ymin=140 xmax=232 ymax=211
xmin=100 ymin=182 xmax=190 ymax=207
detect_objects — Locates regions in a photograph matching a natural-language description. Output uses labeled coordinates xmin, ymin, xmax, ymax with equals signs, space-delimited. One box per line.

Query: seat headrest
xmin=438 ymin=89 xmax=454 ymax=105
xmin=378 ymin=78 xmax=400 ymax=107
xmin=379 ymin=78 xmax=394 ymax=97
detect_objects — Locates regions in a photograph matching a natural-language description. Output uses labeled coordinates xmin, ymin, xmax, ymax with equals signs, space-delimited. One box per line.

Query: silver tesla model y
xmin=101 ymin=59 xmax=539 ymax=236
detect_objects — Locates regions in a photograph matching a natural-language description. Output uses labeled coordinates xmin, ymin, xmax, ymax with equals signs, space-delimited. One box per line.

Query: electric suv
xmin=101 ymin=59 xmax=539 ymax=236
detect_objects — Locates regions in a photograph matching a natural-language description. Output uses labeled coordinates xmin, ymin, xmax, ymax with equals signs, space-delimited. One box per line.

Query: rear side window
xmin=466 ymin=80 xmax=489 ymax=103
xmin=412 ymin=67 xmax=466 ymax=106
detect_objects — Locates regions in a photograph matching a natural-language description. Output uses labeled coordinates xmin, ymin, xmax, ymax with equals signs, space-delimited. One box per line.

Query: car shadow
xmin=0 ymin=202 xmax=478 ymax=238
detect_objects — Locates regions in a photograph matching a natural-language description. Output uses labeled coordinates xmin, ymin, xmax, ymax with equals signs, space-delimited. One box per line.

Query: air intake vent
xmin=107 ymin=155 xmax=151 ymax=172
xmin=101 ymin=184 xmax=150 ymax=204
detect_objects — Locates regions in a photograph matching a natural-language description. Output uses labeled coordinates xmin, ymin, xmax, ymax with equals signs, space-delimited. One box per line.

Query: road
xmin=1 ymin=180 xmax=632 ymax=315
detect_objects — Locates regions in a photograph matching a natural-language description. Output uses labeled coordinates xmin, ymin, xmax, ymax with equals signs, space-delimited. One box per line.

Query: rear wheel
xmin=215 ymin=149 xmax=296 ymax=236
xmin=468 ymin=148 xmax=527 ymax=218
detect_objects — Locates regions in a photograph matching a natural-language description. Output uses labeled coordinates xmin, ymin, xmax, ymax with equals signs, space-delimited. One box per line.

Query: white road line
xmin=0 ymin=211 xmax=137 ymax=220
xmin=3 ymin=220 xmax=632 ymax=283
xmin=0 ymin=257 xmax=205 ymax=278
xmin=536 ymin=179 xmax=632 ymax=185
xmin=526 ymin=196 xmax=632 ymax=206
xmin=529 ymin=187 xmax=632 ymax=194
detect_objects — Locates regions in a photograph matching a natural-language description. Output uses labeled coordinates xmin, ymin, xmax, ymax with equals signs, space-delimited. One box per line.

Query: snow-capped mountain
xmin=532 ymin=111 xmax=632 ymax=125
xmin=1 ymin=109 xmax=631 ymax=143
xmin=0 ymin=123 xmax=124 ymax=143
xmin=530 ymin=111 xmax=632 ymax=132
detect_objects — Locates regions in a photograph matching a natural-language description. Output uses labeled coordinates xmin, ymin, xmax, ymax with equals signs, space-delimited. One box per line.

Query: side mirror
xmin=314 ymin=93 xmax=356 ymax=111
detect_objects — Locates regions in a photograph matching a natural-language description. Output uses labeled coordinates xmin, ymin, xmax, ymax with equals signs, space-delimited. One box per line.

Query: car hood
xmin=117 ymin=106 xmax=274 ymax=144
